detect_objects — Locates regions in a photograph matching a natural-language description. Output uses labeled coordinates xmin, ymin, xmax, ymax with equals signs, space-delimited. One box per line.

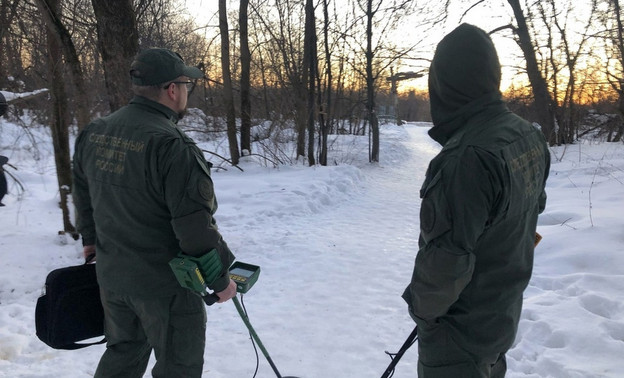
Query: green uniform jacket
xmin=73 ymin=96 xmax=234 ymax=297
xmin=402 ymin=24 xmax=551 ymax=364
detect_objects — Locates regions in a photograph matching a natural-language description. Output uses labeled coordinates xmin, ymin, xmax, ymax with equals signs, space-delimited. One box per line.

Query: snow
xmin=1 ymin=104 xmax=624 ymax=378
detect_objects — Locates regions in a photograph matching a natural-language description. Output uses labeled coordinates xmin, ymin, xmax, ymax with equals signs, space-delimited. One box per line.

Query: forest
xmin=0 ymin=0 xmax=623 ymax=233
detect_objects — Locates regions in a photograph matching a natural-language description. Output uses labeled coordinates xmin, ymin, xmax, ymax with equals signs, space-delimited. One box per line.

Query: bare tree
xmin=318 ymin=0 xmax=332 ymax=166
xmin=304 ymin=0 xmax=317 ymax=166
xmin=219 ymin=0 xmax=240 ymax=165
xmin=354 ymin=0 xmax=416 ymax=162
xmin=538 ymin=0 xmax=597 ymax=143
xmin=506 ymin=0 xmax=557 ymax=144
xmin=240 ymin=0 xmax=252 ymax=155
xmin=0 ymin=0 xmax=20 ymax=89
xmin=599 ymin=0 xmax=624 ymax=141
xmin=250 ymin=0 xmax=307 ymax=159
xmin=41 ymin=0 xmax=77 ymax=236
xmin=280 ymin=0 xmax=307 ymax=160
xmin=91 ymin=0 xmax=139 ymax=112
xmin=611 ymin=0 xmax=624 ymax=142
xmin=35 ymin=0 xmax=91 ymax=129
xmin=363 ymin=0 xmax=381 ymax=162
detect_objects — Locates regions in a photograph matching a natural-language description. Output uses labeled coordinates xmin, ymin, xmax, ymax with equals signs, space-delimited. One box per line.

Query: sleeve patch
xmin=419 ymin=172 xmax=452 ymax=244
xmin=199 ymin=179 xmax=214 ymax=202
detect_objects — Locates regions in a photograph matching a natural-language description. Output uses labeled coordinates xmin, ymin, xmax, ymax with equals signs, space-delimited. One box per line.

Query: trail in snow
xmin=201 ymin=124 xmax=439 ymax=377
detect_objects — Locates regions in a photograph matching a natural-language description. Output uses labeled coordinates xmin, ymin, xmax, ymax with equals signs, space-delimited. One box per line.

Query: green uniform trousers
xmin=416 ymin=320 xmax=507 ymax=378
xmin=418 ymin=353 xmax=506 ymax=378
xmin=94 ymin=286 xmax=207 ymax=378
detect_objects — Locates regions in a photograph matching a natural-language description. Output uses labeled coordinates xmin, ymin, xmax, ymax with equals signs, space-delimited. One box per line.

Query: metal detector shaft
xmin=381 ymin=325 xmax=418 ymax=378
xmin=232 ymin=296 xmax=285 ymax=378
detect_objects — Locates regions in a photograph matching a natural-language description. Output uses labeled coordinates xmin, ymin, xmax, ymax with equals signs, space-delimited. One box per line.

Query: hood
xmin=428 ymin=23 xmax=503 ymax=144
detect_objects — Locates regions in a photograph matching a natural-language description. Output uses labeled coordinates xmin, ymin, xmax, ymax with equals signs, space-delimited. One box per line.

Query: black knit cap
xmin=129 ymin=48 xmax=203 ymax=86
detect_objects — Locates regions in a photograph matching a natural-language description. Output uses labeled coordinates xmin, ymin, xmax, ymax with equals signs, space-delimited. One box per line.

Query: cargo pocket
xmin=168 ymin=289 xmax=207 ymax=373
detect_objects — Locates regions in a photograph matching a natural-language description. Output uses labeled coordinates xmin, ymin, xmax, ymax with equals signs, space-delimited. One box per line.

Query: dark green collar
xmin=130 ymin=96 xmax=179 ymax=124
xmin=428 ymin=93 xmax=506 ymax=146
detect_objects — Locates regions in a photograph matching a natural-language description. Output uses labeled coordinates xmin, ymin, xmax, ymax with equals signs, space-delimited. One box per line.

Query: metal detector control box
xmin=229 ymin=261 xmax=260 ymax=294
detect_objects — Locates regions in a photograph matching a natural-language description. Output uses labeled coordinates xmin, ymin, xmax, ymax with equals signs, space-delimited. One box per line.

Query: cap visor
xmin=183 ymin=66 xmax=203 ymax=79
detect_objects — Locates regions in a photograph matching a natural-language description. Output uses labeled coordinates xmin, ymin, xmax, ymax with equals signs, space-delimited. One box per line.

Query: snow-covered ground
xmin=0 ymin=106 xmax=623 ymax=377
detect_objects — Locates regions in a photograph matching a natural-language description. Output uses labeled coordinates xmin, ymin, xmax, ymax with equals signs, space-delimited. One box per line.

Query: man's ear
xmin=163 ymin=83 xmax=178 ymax=102
xmin=166 ymin=83 xmax=176 ymax=98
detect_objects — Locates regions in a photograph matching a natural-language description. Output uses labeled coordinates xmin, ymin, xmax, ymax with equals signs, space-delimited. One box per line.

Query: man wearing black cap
xmin=402 ymin=24 xmax=550 ymax=377
xmin=73 ymin=48 xmax=237 ymax=378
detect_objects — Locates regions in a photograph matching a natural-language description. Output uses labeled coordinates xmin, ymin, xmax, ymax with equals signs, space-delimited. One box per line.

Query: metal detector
xmin=380 ymin=325 xmax=418 ymax=378
xmin=170 ymin=258 xmax=300 ymax=378
xmin=225 ymin=262 xmax=300 ymax=378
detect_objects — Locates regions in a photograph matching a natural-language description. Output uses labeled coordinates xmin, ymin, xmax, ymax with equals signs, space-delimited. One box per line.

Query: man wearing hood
xmin=402 ymin=24 xmax=550 ymax=377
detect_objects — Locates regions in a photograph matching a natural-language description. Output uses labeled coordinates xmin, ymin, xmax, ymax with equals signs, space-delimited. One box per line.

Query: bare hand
xmin=83 ymin=245 xmax=96 ymax=262
xmin=216 ymin=279 xmax=237 ymax=303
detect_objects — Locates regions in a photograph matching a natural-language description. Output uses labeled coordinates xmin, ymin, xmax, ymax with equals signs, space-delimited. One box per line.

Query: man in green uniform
xmin=0 ymin=91 xmax=7 ymax=116
xmin=0 ymin=92 xmax=7 ymax=206
xmin=73 ymin=48 xmax=237 ymax=378
xmin=402 ymin=24 xmax=550 ymax=377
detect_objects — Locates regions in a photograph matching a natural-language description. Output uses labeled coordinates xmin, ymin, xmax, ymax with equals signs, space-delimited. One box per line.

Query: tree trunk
xmin=35 ymin=0 xmax=90 ymax=129
xmin=240 ymin=0 xmax=252 ymax=155
xmin=319 ymin=0 xmax=331 ymax=166
xmin=507 ymin=0 xmax=556 ymax=144
xmin=366 ymin=0 xmax=379 ymax=162
xmin=296 ymin=96 xmax=307 ymax=159
xmin=613 ymin=0 xmax=624 ymax=72
xmin=0 ymin=0 xmax=20 ymax=88
xmin=615 ymin=89 xmax=624 ymax=142
xmin=258 ymin=50 xmax=271 ymax=120
xmin=304 ymin=0 xmax=316 ymax=166
xmin=44 ymin=0 xmax=76 ymax=236
xmin=612 ymin=0 xmax=624 ymax=142
xmin=91 ymin=0 xmax=139 ymax=112
xmin=219 ymin=0 xmax=240 ymax=165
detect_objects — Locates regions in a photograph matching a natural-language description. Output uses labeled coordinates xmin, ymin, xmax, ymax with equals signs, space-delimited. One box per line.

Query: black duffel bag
xmin=35 ymin=257 xmax=106 ymax=350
